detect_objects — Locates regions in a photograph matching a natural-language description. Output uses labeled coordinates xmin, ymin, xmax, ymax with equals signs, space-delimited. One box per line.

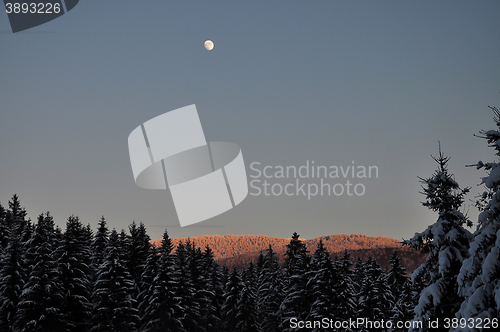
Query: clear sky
xmin=1 ymin=0 xmax=500 ymax=241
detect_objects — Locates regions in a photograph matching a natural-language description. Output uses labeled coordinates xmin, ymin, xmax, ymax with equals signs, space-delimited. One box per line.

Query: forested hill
xmin=152 ymin=233 xmax=426 ymax=272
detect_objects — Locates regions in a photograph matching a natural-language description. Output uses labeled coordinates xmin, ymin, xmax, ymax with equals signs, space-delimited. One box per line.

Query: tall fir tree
xmin=404 ymin=146 xmax=472 ymax=331
xmin=456 ymin=106 xmax=500 ymax=327
xmin=173 ymin=241 xmax=203 ymax=332
xmin=280 ymin=233 xmax=312 ymax=332
xmin=307 ymin=240 xmax=338 ymax=331
xmin=357 ymin=256 xmax=394 ymax=330
xmin=0 ymin=219 xmax=25 ymax=331
xmin=56 ymin=216 xmax=92 ymax=332
xmin=235 ymin=262 xmax=261 ymax=332
xmin=91 ymin=229 xmax=139 ymax=332
xmin=257 ymin=245 xmax=284 ymax=332
xmin=221 ymin=268 xmax=243 ymax=332
xmin=91 ymin=217 xmax=109 ymax=276
xmin=127 ymin=221 xmax=151 ymax=298
xmin=15 ymin=213 xmax=65 ymax=332
xmin=140 ymin=230 xmax=183 ymax=332
xmin=203 ymin=245 xmax=224 ymax=332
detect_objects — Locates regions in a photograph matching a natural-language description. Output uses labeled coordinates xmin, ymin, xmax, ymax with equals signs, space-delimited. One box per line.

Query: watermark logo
xmin=3 ymin=0 xmax=79 ymax=33
xmin=249 ymin=160 xmax=378 ymax=199
xmin=128 ymin=105 xmax=248 ymax=227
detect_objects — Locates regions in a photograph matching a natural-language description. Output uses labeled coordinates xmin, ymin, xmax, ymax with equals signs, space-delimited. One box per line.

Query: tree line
xmin=0 ymin=106 xmax=499 ymax=332
xmin=0 ymin=198 xmax=413 ymax=332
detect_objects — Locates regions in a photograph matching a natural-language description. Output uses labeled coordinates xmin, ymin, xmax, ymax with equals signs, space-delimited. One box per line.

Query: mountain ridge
xmin=152 ymin=233 xmax=426 ymax=272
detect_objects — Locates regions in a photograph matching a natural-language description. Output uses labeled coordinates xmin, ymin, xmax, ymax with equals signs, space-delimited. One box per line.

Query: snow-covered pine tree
xmin=307 ymin=240 xmax=338 ymax=331
xmin=127 ymin=221 xmax=151 ymax=299
xmin=357 ymin=256 xmax=394 ymax=330
xmin=257 ymin=245 xmax=284 ymax=332
xmin=91 ymin=229 xmax=139 ymax=332
xmin=15 ymin=213 xmax=65 ymax=332
xmin=0 ymin=218 xmax=26 ymax=332
xmin=202 ymin=245 xmax=223 ymax=332
xmin=140 ymin=230 xmax=183 ymax=332
xmin=386 ymin=250 xmax=409 ymax=303
xmin=334 ymin=250 xmax=357 ymax=321
xmin=386 ymin=251 xmax=414 ymax=331
xmin=174 ymin=241 xmax=203 ymax=331
xmin=138 ymin=244 xmax=159 ymax=330
xmin=0 ymin=203 xmax=7 ymax=251
xmin=56 ymin=216 xmax=92 ymax=332
xmin=235 ymin=262 xmax=261 ymax=332
xmin=280 ymin=232 xmax=312 ymax=332
xmin=455 ymin=106 xmax=500 ymax=328
xmin=403 ymin=146 xmax=472 ymax=331
xmin=0 ymin=196 xmax=30 ymax=332
xmin=221 ymin=268 xmax=243 ymax=332
xmin=186 ymin=241 xmax=211 ymax=332
xmin=91 ymin=216 xmax=108 ymax=277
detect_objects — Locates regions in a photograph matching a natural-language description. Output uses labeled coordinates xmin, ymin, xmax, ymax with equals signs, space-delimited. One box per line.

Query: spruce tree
xmin=235 ymin=263 xmax=261 ymax=332
xmin=173 ymin=241 xmax=203 ymax=331
xmin=91 ymin=217 xmax=108 ymax=275
xmin=280 ymin=233 xmax=312 ymax=332
xmin=257 ymin=245 xmax=284 ymax=332
xmin=456 ymin=106 xmax=500 ymax=327
xmin=334 ymin=250 xmax=357 ymax=321
xmin=357 ymin=256 xmax=394 ymax=329
xmin=404 ymin=146 xmax=472 ymax=331
xmin=15 ymin=213 xmax=65 ymax=332
xmin=140 ymin=230 xmax=183 ymax=332
xmin=307 ymin=240 xmax=337 ymax=330
xmin=0 ymin=222 xmax=25 ymax=331
xmin=57 ymin=216 xmax=92 ymax=332
xmin=203 ymin=245 xmax=223 ymax=332
xmin=221 ymin=268 xmax=243 ymax=332
xmin=127 ymin=221 xmax=151 ymax=297
xmin=91 ymin=229 xmax=139 ymax=332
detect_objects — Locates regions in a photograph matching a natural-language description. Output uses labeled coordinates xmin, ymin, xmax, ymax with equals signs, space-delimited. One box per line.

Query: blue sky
xmin=1 ymin=0 xmax=500 ymax=241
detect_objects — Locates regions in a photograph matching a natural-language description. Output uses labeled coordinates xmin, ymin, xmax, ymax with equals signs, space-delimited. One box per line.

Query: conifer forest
xmin=1 ymin=108 xmax=500 ymax=331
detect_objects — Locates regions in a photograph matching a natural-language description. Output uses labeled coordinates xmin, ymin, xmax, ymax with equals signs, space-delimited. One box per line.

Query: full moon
xmin=204 ymin=40 xmax=214 ymax=51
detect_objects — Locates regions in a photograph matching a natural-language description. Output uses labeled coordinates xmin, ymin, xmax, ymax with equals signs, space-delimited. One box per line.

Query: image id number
xmin=5 ymin=3 xmax=61 ymax=14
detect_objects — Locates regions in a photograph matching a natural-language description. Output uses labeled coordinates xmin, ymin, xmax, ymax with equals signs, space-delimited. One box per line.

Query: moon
xmin=204 ymin=40 xmax=214 ymax=51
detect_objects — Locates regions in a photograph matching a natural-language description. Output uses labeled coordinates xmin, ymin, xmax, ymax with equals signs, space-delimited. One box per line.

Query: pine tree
xmin=456 ymin=106 xmax=500 ymax=327
xmin=404 ymin=146 xmax=472 ymax=331
xmin=127 ymin=221 xmax=151 ymax=298
xmin=202 ymin=245 xmax=223 ymax=332
xmin=91 ymin=217 xmax=108 ymax=275
xmin=15 ymin=213 xmax=65 ymax=332
xmin=173 ymin=241 xmax=203 ymax=331
xmin=221 ymin=268 xmax=243 ymax=332
xmin=57 ymin=216 xmax=92 ymax=332
xmin=357 ymin=256 xmax=394 ymax=330
xmin=257 ymin=245 xmax=284 ymax=332
xmin=186 ymin=241 xmax=211 ymax=332
xmin=280 ymin=233 xmax=312 ymax=332
xmin=386 ymin=251 xmax=413 ymax=331
xmin=235 ymin=263 xmax=261 ymax=332
xmin=0 ymin=203 xmax=8 ymax=251
xmin=0 ymin=221 xmax=26 ymax=332
xmin=91 ymin=229 xmax=139 ymax=332
xmin=334 ymin=250 xmax=357 ymax=321
xmin=307 ymin=240 xmax=337 ymax=330
xmin=386 ymin=250 xmax=408 ymax=302
xmin=140 ymin=230 xmax=183 ymax=332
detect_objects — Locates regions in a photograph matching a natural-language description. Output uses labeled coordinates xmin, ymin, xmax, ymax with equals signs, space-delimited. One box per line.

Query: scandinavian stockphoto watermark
xmin=128 ymin=105 xmax=249 ymax=227
xmin=249 ymin=160 xmax=378 ymax=199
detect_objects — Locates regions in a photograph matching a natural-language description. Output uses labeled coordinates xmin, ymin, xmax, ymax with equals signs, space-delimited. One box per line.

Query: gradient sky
xmin=1 ymin=0 xmax=500 ymax=241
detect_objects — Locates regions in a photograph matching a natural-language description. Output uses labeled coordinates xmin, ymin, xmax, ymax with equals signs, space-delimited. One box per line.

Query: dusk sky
xmin=1 ymin=0 xmax=500 ymax=241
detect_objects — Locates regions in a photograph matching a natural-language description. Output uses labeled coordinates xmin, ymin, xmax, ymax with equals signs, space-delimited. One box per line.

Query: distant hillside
xmin=152 ymin=233 xmax=426 ymax=273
